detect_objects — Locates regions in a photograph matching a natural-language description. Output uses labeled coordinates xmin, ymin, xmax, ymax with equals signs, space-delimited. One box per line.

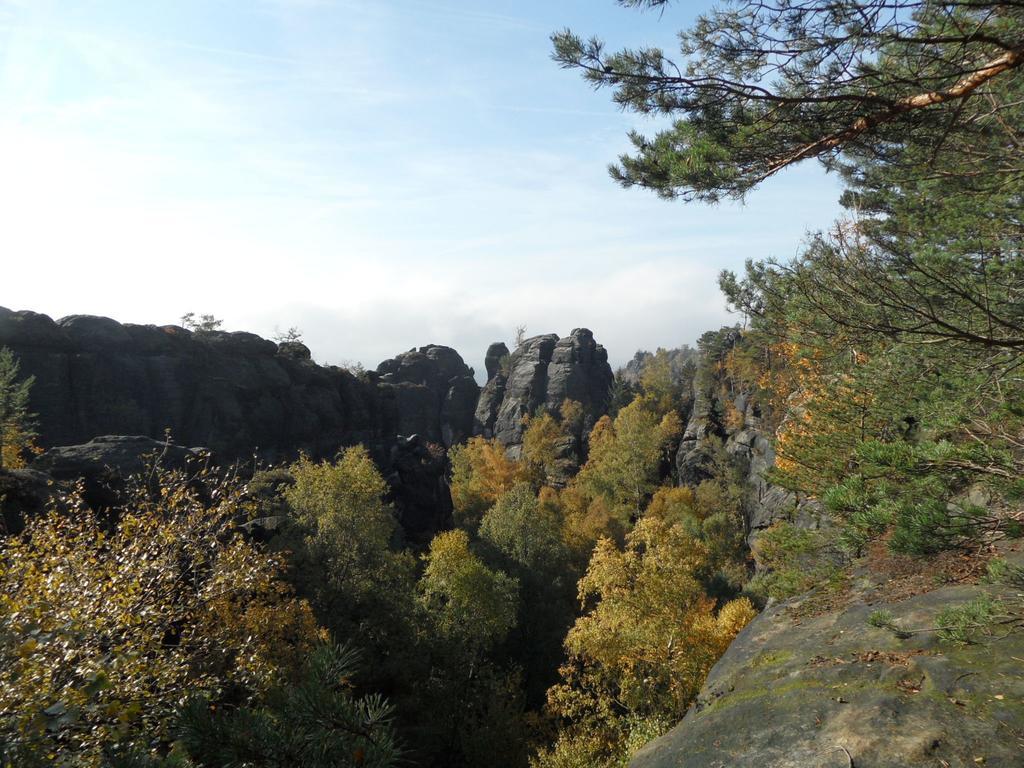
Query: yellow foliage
xmin=449 ymin=436 xmax=525 ymax=530
xmin=645 ymin=485 xmax=696 ymax=525
xmin=522 ymin=411 xmax=565 ymax=484
xmin=768 ymin=342 xmax=882 ymax=494
xmin=419 ymin=529 xmax=519 ymax=652
xmin=0 ymin=469 xmax=324 ymax=764
xmin=540 ymin=514 xmax=756 ymax=767
xmin=0 ymin=424 xmax=41 ymax=469
xmin=572 ymin=401 xmax=681 ymax=527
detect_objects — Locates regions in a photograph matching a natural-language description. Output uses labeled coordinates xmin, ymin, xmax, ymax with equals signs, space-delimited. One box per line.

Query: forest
xmin=2 ymin=1 xmax=1023 ymax=766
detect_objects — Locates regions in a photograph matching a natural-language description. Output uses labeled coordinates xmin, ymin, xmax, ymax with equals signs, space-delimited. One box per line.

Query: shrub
xmin=0 ymin=468 xmax=323 ymax=766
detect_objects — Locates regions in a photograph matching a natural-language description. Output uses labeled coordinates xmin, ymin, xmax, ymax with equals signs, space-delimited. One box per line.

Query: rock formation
xmin=631 ymin=545 xmax=1024 ymax=768
xmin=675 ymin=327 xmax=824 ymax=556
xmin=474 ymin=329 xmax=614 ymax=458
xmin=0 ymin=307 xmax=477 ymax=462
xmin=32 ymin=434 xmax=206 ymax=480
xmin=0 ymin=306 xmax=481 ymax=539
xmin=376 ymin=344 xmax=479 ymax=448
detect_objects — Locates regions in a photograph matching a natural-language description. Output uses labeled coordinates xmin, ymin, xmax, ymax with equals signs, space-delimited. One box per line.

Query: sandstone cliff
xmin=0 ymin=306 xmax=479 ymax=462
xmin=474 ymin=328 xmax=614 ymax=458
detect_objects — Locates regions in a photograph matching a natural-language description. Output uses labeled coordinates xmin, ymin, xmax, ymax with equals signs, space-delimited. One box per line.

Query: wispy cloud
xmin=0 ymin=0 xmax=844 ymax=373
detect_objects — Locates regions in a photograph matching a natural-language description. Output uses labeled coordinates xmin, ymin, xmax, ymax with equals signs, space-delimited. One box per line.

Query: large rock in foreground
xmin=632 ymin=547 xmax=1024 ymax=768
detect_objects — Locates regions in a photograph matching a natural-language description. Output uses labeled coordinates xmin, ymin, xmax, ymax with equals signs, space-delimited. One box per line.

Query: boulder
xmin=32 ymin=435 xmax=206 ymax=480
xmin=0 ymin=468 xmax=55 ymax=535
xmin=484 ymin=341 xmax=509 ymax=381
xmin=631 ymin=547 xmax=1024 ymax=768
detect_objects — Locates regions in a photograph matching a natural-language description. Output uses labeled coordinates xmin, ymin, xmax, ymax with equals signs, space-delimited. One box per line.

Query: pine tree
xmin=0 ymin=346 xmax=37 ymax=470
xmin=553 ymin=1 xmax=1024 ymax=201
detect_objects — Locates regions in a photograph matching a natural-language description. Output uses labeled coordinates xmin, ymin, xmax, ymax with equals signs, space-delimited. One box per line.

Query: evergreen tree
xmin=554 ymin=1 xmax=1024 ymax=201
xmin=0 ymin=346 xmax=37 ymax=470
xmin=175 ymin=644 xmax=401 ymax=768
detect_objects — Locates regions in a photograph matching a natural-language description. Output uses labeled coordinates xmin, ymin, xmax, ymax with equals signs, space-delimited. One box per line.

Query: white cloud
xmin=0 ymin=0 xmax=845 ymax=381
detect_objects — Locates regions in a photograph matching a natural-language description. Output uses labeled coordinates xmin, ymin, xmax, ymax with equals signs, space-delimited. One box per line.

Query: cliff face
xmin=0 ymin=307 xmax=481 ymax=540
xmin=674 ymin=328 xmax=823 ymax=556
xmin=0 ymin=307 xmax=477 ymax=462
xmin=474 ymin=328 xmax=614 ymax=457
xmin=376 ymin=344 xmax=479 ymax=449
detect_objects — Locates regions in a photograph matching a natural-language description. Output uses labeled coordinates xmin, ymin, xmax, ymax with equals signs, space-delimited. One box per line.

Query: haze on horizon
xmin=0 ymin=0 xmax=845 ymax=376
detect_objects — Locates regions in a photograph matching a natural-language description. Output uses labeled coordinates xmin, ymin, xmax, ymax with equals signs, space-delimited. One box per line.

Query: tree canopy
xmin=553 ymin=0 xmax=1024 ymax=201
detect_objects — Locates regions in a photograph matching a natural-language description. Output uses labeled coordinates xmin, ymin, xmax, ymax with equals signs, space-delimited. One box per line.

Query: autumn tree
xmin=521 ymin=400 xmax=587 ymax=487
xmin=573 ymin=399 xmax=682 ymax=526
xmin=449 ymin=437 xmax=523 ymax=531
xmin=173 ymin=644 xmax=401 ymax=768
xmin=281 ymin=448 xmax=417 ymax=684
xmin=416 ymin=529 xmax=526 ymax=766
xmin=0 ymin=468 xmax=323 ymax=766
xmin=536 ymin=515 xmax=755 ymax=768
xmin=637 ymin=348 xmax=692 ymax=416
xmin=0 ymin=347 xmax=38 ymax=470
xmin=479 ymin=483 xmax=579 ymax=703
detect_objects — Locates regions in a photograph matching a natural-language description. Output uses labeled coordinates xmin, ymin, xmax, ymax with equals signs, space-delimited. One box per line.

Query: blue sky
xmin=0 ymin=0 xmax=845 ymax=375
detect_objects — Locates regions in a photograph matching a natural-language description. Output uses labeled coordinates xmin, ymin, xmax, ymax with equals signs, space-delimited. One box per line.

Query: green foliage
xmin=867 ymin=609 xmax=896 ymax=630
xmin=420 ymin=529 xmax=519 ymax=653
xmin=480 ymin=483 xmax=569 ymax=578
xmin=272 ymin=326 xmax=303 ymax=344
xmin=282 ymin=448 xmax=416 ymax=659
xmin=415 ymin=529 xmax=527 ymax=767
xmin=985 ymin=558 xmax=1024 ymax=587
xmin=480 ymin=483 xmax=578 ymax=703
xmin=175 ymin=643 xmax=401 ymax=768
xmin=936 ymin=597 xmax=998 ymax=644
xmin=574 ymin=400 xmax=681 ymax=524
xmin=823 ymin=440 xmax=1015 ymax=556
xmin=554 ymin=2 xmax=1024 ymax=201
xmin=0 ymin=346 xmax=38 ymax=470
xmin=179 ymin=313 xmax=223 ymax=333
xmin=747 ymin=523 xmax=843 ymax=603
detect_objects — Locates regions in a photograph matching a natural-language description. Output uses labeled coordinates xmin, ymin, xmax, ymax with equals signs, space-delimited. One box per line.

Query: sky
xmin=0 ymin=0 xmax=846 ymax=377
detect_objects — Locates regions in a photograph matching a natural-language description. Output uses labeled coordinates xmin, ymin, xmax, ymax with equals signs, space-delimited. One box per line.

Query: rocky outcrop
xmin=631 ymin=545 xmax=1024 ymax=768
xmin=33 ymin=435 xmax=206 ymax=480
xmin=474 ymin=329 xmax=613 ymax=457
xmin=619 ymin=346 xmax=698 ymax=387
xmin=0 ymin=307 xmax=380 ymax=461
xmin=386 ymin=434 xmax=453 ymax=542
xmin=0 ymin=307 xmax=478 ymax=462
xmin=0 ymin=306 xmax=481 ymax=539
xmin=675 ymin=328 xmax=823 ymax=555
xmin=0 ymin=468 xmax=54 ymax=535
xmin=376 ymin=345 xmax=479 ymax=449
